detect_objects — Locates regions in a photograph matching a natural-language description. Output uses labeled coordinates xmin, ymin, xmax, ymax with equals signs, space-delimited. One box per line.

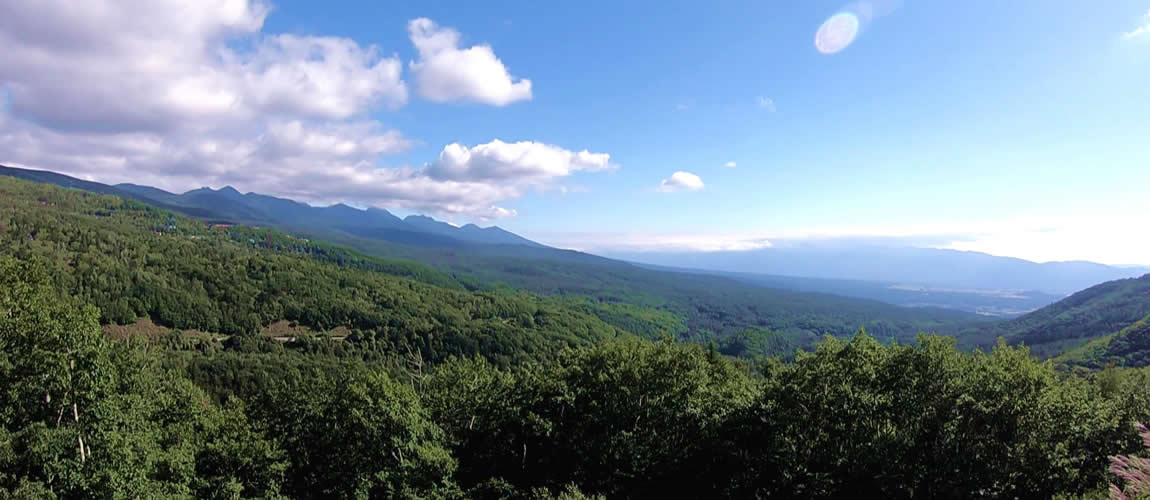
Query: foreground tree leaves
xmin=248 ymin=367 xmax=459 ymax=499
xmin=4 ymin=252 xmax=1150 ymax=498
xmin=425 ymin=339 xmax=757 ymax=499
xmin=0 ymin=258 xmax=285 ymax=499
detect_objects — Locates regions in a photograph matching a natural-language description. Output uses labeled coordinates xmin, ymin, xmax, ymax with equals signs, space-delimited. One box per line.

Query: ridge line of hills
xmin=6 ymin=164 xmax=1147 ymax=312
xmin=6 ymin=164 xmax=1150 ymax=367
xmin=0 ymin=173 xmax=990 ymax=358
xmin=0 ymin=164 xmax=545 ymax=250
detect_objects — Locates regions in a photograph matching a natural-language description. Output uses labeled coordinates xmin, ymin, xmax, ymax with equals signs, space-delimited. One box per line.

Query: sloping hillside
xmin=0 ymin=176 xmax=634 ymax=365
xmin=0 ymin=175 xmax=986 ymax=356
xmin=1055 ymin=315 xmax=1150 ymax=370
xmin=960 ymin=275 xmax=1150 ymax=356
xmin=2 ymin=164 xmax=548 ymax=249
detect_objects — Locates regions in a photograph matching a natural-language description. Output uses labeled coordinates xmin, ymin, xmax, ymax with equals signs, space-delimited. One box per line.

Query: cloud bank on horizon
xmin=0 ymin=0 xmax=610 ymax=219
xmin=532 ymin=215 xmax=1150 ymax=266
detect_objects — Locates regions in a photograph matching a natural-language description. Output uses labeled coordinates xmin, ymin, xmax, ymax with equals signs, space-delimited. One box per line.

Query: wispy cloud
xmin=756 ymin=96 xmax=776 ymax=112
xmin=724 ymin=161 xmax=737 ymax=168
xmin=1124 ymin=10 xmax=1150 ymax=40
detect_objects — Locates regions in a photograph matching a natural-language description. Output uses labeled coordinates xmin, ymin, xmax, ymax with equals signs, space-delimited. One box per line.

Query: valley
xmin=5 ymin=2 xmax=1150 ymax=496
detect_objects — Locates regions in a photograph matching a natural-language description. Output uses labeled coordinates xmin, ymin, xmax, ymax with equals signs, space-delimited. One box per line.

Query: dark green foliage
xmin=0 ymin=177 xmax=629 ymax=365
xmin=0 ymin=175 xmax=984 ymax=358
xmin=417 ymin=335 xmax=1149 ymax=499
xmin=716 ymin=326 xmax=801 ymax=358
xmin=5 ymin=175 xmax=1150 ymax=498
xmin=423 ymin=340 xmax=755 ymax=499
xmin=963 ymin=274 xmax=1150 ymax=356
xmin=3 ymin=253 xmax=1150 ymax=497
xmin=248 ymin=367 xmax=458 ymax=499
xmin=726 ymin=334 xmax=1139 ymax=498
xmin=1056 ymin=315 xmax=1150 ymax=370
xmin=0 ymin=257 xmax=285 ymax=499
xmin=395 ymin=246 xmax=985 ymax=353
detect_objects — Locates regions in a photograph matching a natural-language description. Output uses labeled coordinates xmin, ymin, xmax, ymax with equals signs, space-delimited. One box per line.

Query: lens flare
xmin=815 ymin=12 xmax=860 ymax=54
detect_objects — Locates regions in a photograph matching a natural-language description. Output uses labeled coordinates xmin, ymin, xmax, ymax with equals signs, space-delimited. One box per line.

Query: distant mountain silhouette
xmin=608 ymin=245 xmax=1148 ymax=295
xmin=6 ymin=163 xmax=1144 ymax=299
xmin=1 ymin=164 xmax=548 ymax=250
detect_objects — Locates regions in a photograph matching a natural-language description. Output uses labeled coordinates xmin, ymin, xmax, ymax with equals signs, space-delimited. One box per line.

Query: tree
xmin=249 ymin=367 xmax=459 ymax=499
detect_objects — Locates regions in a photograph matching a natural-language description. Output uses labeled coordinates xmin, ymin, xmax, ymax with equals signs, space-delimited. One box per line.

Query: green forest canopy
xmin=4 ymin=255 xmax=1150 ymax=497
xmin=5 ymin=176 xmax=1150 ymax=497
xmin=0 ymin=176 xmax=984 ymax=360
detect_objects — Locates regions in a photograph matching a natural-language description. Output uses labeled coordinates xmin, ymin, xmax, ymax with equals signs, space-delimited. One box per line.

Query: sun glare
xmin=815 ymin=11 xmax=861 ymax=54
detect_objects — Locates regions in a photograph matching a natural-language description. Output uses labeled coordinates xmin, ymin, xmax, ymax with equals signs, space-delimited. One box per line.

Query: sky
xmin=1 ymin=1 xmax=1149 ymax=264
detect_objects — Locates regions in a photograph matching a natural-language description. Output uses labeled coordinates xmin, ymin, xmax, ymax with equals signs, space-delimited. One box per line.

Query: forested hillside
xmin=0 ymin=177 xmax=635 ymax=365
xmin=5 ymin=255 xmax=1150 ymax=498
xmin=1056 ymin=315 xmax=1150 ymax=370
xmin=961 ymin=274 xmax=1150 ymax=356
xmin=4 ymin=177 xmax=1150 ymax=497
xmin=1 ymin=164 xmax=546 ymax=249
xmin=0 ymin=176 xmax=982 ymax=356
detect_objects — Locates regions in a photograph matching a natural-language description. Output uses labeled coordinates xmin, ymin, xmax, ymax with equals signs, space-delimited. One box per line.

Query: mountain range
xmin=4 ymin=164 xmax=1147 ymax=318
xmin=0 ymin=164 xmax=543 ymax=250
xmin=6 ymin=166 xmax=1150 ymax=365
xmin=607 ymin=245 xmax=1148 ymax=295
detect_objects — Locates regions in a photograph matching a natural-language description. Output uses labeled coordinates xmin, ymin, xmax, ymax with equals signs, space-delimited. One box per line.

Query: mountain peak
xmin=325 ymin=203 xmax=360 ymax=212
xmin=184 ymin=185 xmax=243 ymax=198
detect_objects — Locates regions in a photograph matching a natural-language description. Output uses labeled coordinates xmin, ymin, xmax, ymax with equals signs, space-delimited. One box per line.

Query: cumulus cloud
xmin=0 ymin=0 xmax=406 ymax=132
xmin=427 ymin=140 xmax=613 ymax=182
xmin=408 ymin=18 xmax=532 ymax=106
xmin=756 ymin=96 xmax=776 ymax=112
xmin=657 ymin=171 xmax=704 ymax=192
xmin=0 ymin=112 xmax=605 ymax=217
xmin=724 ymin=161 xmax=737 ymax=168
xmin=1124 ymin=10 xmax=1150 ymax=39
xmin=0 ymin=2 xmax=604 ymax=218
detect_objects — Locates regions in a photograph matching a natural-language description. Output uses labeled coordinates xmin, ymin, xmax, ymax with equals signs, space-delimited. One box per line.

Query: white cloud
xmin=0 ymin=112 xmax=606 ymax=217
xmin=1124 ymin=10 xmax=1150 ymax=39
xmin=427 ymin=139 xmax=613 ymax=183
xmin=756 ymin=96 xmax=776 ymax=112
xmin=408 ymin=18 xmax=532 ymax=106
xmin=0 ymin=2 xmax=606 ymax=218
xmin=657 ymin=171 xmax=704 ymax=192
xmin=0 ymin=0 xmax=406 ymax=132
xmin=724 ymin=161 xmax=737 ymax=168
xmin=236 ymin=34 xmax=408 ymax=117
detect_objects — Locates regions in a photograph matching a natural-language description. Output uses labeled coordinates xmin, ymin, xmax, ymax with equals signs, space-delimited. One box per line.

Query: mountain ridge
xmin=2 ymin=164 xmax=544 ymax=250
xmin=608 ymin=245 xmax=1148 ymax=295
xmin=960 ymin=274 xmax=1150 ymax=356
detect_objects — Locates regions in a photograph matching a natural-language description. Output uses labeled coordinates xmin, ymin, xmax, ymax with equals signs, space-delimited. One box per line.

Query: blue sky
xmin=2 ymin=1 xmax=1150 ymax=264
xmin=275 ymin=0 xmax=1150 ymax=261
